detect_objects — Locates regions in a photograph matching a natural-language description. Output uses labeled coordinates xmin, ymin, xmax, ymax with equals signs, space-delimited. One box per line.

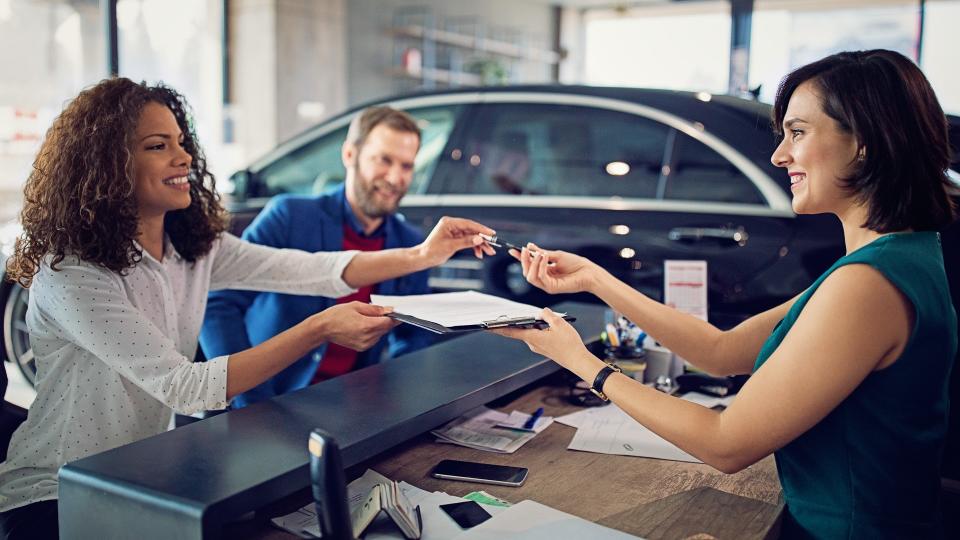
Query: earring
xmin=857 ymin=148 xmax=866 ymax=162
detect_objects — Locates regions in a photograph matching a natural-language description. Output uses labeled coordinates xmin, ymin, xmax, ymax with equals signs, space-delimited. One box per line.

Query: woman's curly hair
xmin=6 ymin=77 xmax=227 ymax=287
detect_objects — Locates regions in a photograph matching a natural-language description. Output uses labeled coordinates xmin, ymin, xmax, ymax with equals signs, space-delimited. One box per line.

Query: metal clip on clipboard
xmin=482 ymin=315 xmax=541 ymax=329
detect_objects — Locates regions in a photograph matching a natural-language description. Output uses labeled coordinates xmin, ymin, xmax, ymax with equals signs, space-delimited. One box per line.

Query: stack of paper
xmin=431 ymin=407 xmax=553 ymax=454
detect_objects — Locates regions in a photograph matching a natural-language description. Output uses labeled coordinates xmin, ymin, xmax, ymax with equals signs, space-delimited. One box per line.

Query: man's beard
xmin=351 ymin=167 xmax=404 ymax=219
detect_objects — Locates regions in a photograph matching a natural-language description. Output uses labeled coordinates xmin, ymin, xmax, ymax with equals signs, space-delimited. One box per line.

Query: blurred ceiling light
xmin=693 ymin=121 xmax=705 ymax=132
xmin=696 ymin=92 xmax=712 ymax=102
xmin=469 ymin=154 xmax=481 ymax=166
xmin=619 ymin=247 xmax=636 ymax=259
xmin=609 ymin=224 xmax=630 ymax=236
xmin=605 ymin=161 xmax=630 ymax=176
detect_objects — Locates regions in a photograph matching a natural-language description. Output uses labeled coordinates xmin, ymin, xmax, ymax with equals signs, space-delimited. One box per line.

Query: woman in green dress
xmin=496 ymin=49 xmax=957 ymax=538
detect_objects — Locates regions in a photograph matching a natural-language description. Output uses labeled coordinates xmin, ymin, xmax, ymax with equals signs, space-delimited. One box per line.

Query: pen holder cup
xmin=607 ymin=346 xmax=646 ymax=382
xmin=643 ymin=345 xmax=684 ymax=384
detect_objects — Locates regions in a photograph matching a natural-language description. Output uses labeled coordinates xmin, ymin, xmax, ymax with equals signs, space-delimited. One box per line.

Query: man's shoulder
xmin=262 ymin=191 xmax=341 ymax=221
xmin=389 ymin=211 xmax=426 ymax=243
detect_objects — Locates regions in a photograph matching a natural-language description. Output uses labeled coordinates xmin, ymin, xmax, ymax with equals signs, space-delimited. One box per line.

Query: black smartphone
xmin=431 ymin=459 xmax=528 ymax=487
xmin=439 ymin=501 xmax=493 ymax=529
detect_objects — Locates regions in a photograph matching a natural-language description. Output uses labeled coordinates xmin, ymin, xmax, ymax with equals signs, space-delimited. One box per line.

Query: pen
xmin=479 ymin=233 xmax=536 ymax=255
xmin=523 ymin=407 xmax=544 ymax=430
xmin=479 ymin=234 xmax=554 ymax=265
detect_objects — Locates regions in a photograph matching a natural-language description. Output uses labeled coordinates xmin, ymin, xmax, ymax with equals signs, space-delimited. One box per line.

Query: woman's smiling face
xmin=132 ymin=102 xmax=193 ymax=220
xmin=771 ymin=80 xmax=860 ymax=217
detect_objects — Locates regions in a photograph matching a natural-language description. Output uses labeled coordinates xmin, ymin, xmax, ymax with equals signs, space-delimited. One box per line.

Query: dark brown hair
xmin=773 ymin=49 xmax=956 ymax=232
xmin=346 ymin=106 xmax=421 ymax=154
xmin=6 ymin=77 xmax=226 ymax=287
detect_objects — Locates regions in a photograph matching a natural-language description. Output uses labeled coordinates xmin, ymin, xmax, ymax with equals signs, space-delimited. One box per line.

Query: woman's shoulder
xmin=33 ymin=253 xmax=121 ymax=290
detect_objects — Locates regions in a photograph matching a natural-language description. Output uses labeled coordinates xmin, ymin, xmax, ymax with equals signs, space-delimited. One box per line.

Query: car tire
xmin=2 ymin=283 xmax=35 ymax=388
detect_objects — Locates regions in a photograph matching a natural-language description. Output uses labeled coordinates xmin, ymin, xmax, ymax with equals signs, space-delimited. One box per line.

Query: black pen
xmin=479 ymin=233 xmax=537 ymax=255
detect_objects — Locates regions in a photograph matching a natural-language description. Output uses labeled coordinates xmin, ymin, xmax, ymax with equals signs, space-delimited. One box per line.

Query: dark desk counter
xmin=58 ymin=303 xmax=606 ymax=540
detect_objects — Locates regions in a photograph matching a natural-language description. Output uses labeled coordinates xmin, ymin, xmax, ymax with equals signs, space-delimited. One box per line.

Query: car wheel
xmin=3 ymin=284 xmax=35 ymax=387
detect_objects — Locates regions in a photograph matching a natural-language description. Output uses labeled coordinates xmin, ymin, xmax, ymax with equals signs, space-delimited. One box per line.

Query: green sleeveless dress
xmin=753 ymin=232 xmax=957 ymax=539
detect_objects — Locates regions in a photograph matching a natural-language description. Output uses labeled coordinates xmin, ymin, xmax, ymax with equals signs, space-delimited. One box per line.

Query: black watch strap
xmin=589 ymin=363 xmax=623 ymax=402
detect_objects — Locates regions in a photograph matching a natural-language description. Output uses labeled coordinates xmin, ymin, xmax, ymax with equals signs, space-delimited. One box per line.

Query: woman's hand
xmin=512 ymin=244 xmax=601 ymax=295
xmin=418 ymin=216 xmax=496 ymax=265
xmin=312 ymin=302 xmax=397 ymax=351
xmin=492 ymin=308 xmax=591 ymax=372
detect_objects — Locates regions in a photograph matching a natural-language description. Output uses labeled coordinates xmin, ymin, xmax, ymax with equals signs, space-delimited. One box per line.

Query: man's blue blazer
xmin=199 ymin=185 xmax=432 ymax=408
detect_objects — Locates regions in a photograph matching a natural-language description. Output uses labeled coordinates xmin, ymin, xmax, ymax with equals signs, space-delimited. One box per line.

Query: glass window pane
xmin=920 ymin=0 xmax=960 ymax=115
xmin=665 ymin=132 xmax=764 ymax=204
xmin=433 ymin=103 xmax=669 ymax=198
xmin=256 ymin=104 xmax=461 ymax=197
xmin=0 ymin=0 xmax=105 ymax=221
xmin=117 ymin=0 xmax=226 ymax=177
xmin=583 ymin=1 xmax=731 ymax=94
xmin=749 ymin=1 xmax=920 ymax=104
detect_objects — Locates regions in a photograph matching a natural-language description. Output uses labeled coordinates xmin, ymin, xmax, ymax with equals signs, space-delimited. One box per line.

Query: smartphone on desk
xmin=431 ymin=459 xmax=528 ymax=487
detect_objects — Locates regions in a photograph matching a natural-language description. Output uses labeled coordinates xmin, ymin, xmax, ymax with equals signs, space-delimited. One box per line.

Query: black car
xmin=3 ymin=85 xmax=959 ymax=386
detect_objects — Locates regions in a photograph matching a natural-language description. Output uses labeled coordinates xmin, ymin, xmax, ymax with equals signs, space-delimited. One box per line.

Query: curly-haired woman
xmin=495 ymin=50 xmax=957 ymax=538
xmin=0 ymin=78 xmax=494 ymax=539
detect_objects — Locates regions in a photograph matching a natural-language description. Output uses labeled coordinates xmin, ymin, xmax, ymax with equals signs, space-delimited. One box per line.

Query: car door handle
xmin=668 ymin=227 xmax=749 ymax=246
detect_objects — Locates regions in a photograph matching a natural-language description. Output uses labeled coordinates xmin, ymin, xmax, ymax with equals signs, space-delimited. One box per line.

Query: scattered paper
xmin=451 ymin=500 xmax=641 ymax=539
xmin=432 ymin=407 xmax=552 ymax=454
xmin=562 ymin=405 xmax=701 ymax=463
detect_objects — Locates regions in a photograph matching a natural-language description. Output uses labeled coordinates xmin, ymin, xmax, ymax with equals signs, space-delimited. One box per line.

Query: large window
xmin=0 ymin=0 xmax=105 ymax=221
xmin=749 ymin=0 xmax=921 ymax=104
xmin=116 ymin=0 xmax=227 ymax=178
xmin=921 ymin=0 xmax=960 ymax=114
xmin=582 ymin=2 xmax=731 ymax=94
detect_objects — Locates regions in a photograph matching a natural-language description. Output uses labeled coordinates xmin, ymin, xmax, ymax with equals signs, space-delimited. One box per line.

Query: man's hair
xmin=345 ymin=106 xmax=421 ymax=154
xmin=772 ymin=49 xmax=956 ymax=232
xmin=7 ymin=77 xmax=227 ymax=287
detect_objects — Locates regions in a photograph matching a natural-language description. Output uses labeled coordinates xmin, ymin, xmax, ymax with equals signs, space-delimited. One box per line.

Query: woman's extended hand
xmin=312 ymin=302 xmax=398 ymax=351
xmin=492 ymin=308 xmax=590 ymax=371
xmin=418 ymin=216 xmax=497 ymax=265
xmin=511 ymin=243 xmax=600 ymax=295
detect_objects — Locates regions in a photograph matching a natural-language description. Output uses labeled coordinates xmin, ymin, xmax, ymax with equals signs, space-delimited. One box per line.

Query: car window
xmin=254 ymin=104 xmax=461 ymax=197
xmin=664 ymin=132 xmax=765 ymax=204
xmin=432 ymin=103 xmax=669 ymax=198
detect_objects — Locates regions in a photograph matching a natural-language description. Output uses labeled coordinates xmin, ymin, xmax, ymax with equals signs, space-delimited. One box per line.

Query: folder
xmin=371 ymin=291 xmax=575 ymax=335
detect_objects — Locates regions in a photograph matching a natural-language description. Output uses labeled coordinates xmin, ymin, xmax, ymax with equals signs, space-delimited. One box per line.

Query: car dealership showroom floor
xmin=1 ymin=1 xmax=960 ymax=539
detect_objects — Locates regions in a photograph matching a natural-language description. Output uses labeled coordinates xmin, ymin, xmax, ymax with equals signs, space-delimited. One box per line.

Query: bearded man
xmin=200 ymin=107 xmax=433 ymax=408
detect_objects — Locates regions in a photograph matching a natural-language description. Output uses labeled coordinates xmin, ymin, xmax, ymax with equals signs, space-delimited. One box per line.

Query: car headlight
xmin=0 ymin=219 xmax=22 ymax=258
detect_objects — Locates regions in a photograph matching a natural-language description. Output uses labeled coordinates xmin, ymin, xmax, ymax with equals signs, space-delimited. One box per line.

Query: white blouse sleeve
xmin=208 ymin=233 xmax=358 ymax=298
xmin=30 ymin=262 xmax=229 ymax=414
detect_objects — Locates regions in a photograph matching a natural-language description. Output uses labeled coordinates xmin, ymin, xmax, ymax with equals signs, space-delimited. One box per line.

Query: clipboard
xmin=386 ymin=312 xmax=576 ymax=334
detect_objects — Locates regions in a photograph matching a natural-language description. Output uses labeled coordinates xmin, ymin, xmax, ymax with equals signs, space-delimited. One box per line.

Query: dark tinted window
xmin=432 ymin=103 xmax=669 ymax=198
xmin=254 ymin=104 xmax=461 ymax=196
xmin=664 ymin=132 xmax=764 ymax=204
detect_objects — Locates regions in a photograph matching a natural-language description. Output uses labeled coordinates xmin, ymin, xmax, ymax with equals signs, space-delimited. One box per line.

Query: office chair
xmin=309 ymin=428 xmax=354 ymax=540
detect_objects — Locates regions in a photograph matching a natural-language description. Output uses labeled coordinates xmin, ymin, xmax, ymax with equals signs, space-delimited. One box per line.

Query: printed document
xmin=557 ymin=405 xmax=700 ymax=463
